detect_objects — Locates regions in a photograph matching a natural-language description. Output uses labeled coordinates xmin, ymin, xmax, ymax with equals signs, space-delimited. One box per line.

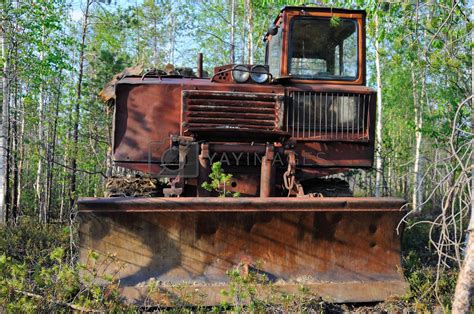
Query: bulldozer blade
xmin=78 ymin=197 xmax=408 ymax=305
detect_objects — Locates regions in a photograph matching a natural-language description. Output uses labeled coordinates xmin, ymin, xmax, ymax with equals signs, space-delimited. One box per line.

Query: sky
xmin=70 ymin=0 xmax=142 ymax=21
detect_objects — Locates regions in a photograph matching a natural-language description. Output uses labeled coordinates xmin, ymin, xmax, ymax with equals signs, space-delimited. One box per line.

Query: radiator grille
xmin=183 ymin=91 xmax=283 ymax=131
xmin=285 ymin=91 xmax=371 ymax=140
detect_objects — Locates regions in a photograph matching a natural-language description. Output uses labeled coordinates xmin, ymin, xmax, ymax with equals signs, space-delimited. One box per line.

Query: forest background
xmin=0 ymin=0 xmax=472 ymax=312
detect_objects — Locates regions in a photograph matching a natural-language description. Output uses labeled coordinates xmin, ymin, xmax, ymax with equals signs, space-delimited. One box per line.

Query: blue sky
xmin=70 ymin=0 xmax=142 ymax=21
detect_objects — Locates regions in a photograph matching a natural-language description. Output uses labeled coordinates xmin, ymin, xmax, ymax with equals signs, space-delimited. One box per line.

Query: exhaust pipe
xmin=197 ymin=53 xmax=203 ymax=78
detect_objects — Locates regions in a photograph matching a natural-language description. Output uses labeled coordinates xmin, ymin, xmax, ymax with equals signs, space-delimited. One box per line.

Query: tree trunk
xmin=0 ymin=15 xmax=10 ymax=224
xmin=411 ymin=67 xmax=423 ymax=211
xmin=35 ymin=27 xmax=46 ymax=222
xmin=451 ymin=39 xmax=474 ymax=314
xmin=10 ymin=60 xmax=18 ymax=223
xmin=152 ymin=2 xmax=158 ymax=67
xmin=245 ymin=0 xmax=253 ymax=65
xmin=15 ymin=87 xmax=24 ymax=213
xmin=59 ymin=154 xmax=67 ymax=223
xmin=374 ymin=13 xmax=383 ymax=197
xmin=169 ymin=13 xmax=175 ymax=64
xmin=70 ymin=0 xmax=92 ymax=211
xmin=452 ymin=212 xmax=474 ymax=313
xmin=46 ymin=75 xmax=61 ymax=217
xmin=240 ymin=20 xmax=245 ymax=64
xmin=229 ymin=0 xmax=235 ymax=63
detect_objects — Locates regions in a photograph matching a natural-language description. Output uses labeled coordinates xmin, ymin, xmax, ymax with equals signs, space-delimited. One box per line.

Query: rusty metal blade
xmin=78 ymin=197 xmax=406 ymax=212
xmin=78 ymin=197 xmax=408 ymax=305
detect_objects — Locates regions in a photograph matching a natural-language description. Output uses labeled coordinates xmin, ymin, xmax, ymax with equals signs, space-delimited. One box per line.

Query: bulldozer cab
xmin=78 ymin=6 xmax=407 ymax=306
xmin=266 ymin=7 xmax=365 ymax=84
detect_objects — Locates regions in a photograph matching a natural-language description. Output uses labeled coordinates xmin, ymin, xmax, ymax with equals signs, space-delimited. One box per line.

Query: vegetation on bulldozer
xmin=201 ymin=162 xmax=241 ymax=197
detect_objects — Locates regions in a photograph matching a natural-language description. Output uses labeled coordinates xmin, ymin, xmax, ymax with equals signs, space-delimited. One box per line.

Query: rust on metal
xmin=260 ymin=144 xmax=275 ymax=197
xmin=78 ymin=197 xmax=405 ymax=213
xmin=78 ymin=197 xmax=407 ymax=304
xmin=113 ymin=77 xmax=376 ymax=176
xmin=197 ymin=143 xmax=211 ymax=196
xmin=182 ymin=90 xmax=285 ymax=136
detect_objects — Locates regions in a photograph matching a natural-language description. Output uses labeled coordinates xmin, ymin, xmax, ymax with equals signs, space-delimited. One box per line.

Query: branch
xmin=196 ymin=29 xmax=231 ymax=46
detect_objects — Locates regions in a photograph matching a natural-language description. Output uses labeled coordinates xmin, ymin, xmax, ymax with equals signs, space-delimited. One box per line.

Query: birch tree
xmin=35 ymin=26 xmax=46 ymax=222
xmin=0 ymin=3 xmax=9 ymax=224
xmin=229 ymin=0 xmax=236 ymax=63
xmin=452 ymin=189 xmax=474 ymax=312
xmin=374 ymin=9 xmax=384 ymax=197
xmin=411 ymin=66 xmax=423 ymax=210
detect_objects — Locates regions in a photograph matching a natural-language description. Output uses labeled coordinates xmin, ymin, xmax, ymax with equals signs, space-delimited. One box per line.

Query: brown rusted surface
xmin=113 ymin=82 xmax=181 ymax=163
xmin=211 ymin=64 xmax=235 ymax=83
xmin=78 ymin=197 xmax=407 ymax=304
xmin=114 ymin=78 xmax=284 ymax=165
xmin=182 ymin=90 xmax=285 ymax=141
xmin=197 ymin=143 xmax=210 ymax=196
xmin=78 ymin=197 xmax=405 ymax=212
xmin=113 ymin=78 xmax=376 ymax=166
xmin=294 ymin=141 xmax=374 ymax=168
xmin=113 ymin=73 xmax=376 ymax=175
xmin=260 ymin=144 xmax=275 ymax=197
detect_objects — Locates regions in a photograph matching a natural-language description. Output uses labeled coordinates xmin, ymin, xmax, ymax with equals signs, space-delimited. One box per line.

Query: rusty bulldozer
xmin=79 ymin=6 xmax=408 ymax=305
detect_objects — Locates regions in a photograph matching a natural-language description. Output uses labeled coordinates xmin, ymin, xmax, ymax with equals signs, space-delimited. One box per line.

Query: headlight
xmin=232 ymin=65 xmax=250 ymax=83
xmin=250 ymin=65 xmax=269 ymax=83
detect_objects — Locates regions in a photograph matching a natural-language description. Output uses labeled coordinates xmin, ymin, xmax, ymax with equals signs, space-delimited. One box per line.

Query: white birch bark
xmin=412 ymin=67 xmax=423 ymax=211
xmin=0 ymin=16 xmax=9 ymax=224
xmin=16 ymin=91 xmax=24 ymax=212
xmin=452 ymin=213 xmax=474 ymax=313
xmin=374 ymin=12 xmax=383 ymax=197
xmin=35 ymin=27 xmax=45 ymax=222
xmin=451 ymin=27 xmax=474 ymax=313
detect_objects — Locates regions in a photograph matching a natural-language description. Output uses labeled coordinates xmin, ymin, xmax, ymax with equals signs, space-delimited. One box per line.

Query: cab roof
xmin=271 ymin=6 xmax=366 ymax=26
xmin=280 ymin=6 xmax=366 ymax=15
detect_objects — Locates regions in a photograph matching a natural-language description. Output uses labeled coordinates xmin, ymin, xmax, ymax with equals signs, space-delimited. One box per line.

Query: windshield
xmin=288 ymin=17 xmax=358 ymax=80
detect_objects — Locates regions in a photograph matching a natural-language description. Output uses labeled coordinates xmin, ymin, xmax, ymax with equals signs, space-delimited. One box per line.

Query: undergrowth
xmin=397 ymin=222 xmax=458 ymax=312
xmin=0 ymin=216 xmax=458 ymax=313
xmin=0 ymin=217 xmax=134 ymax=312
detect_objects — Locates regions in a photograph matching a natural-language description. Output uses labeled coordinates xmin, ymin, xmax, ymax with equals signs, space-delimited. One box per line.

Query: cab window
xmin=288 ymin=17 xmax=358 ymax=80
